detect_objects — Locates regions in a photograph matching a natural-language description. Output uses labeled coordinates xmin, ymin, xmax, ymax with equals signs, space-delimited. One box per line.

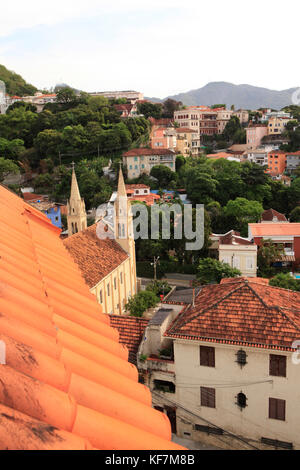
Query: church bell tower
xmin=67 ymin=163 xmax=87 ymax=236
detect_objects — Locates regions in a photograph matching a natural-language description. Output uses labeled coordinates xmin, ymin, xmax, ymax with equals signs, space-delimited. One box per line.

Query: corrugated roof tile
xmin=0 ymin=184 xmax=184 ymax=450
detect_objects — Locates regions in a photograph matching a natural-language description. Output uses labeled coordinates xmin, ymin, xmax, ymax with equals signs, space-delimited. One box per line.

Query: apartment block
xmin=123 ymin=148 xmax=176 ymax=179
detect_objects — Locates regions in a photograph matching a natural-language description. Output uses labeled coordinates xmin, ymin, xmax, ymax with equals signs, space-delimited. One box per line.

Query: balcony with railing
xmin=145 ymin=355 xmax=175 ymax=374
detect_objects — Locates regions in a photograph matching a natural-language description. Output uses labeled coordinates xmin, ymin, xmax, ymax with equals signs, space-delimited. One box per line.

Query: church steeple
xmin=67 ymin=163 xmax=87 ymax=236
xmin=114 ymin=165 xmax=137 ymax=296
xmin=117 ymin=163 xmax=127 ymax=198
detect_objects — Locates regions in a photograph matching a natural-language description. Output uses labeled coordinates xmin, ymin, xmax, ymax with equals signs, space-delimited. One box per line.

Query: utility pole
xmin=151 ymin=256 xmax=160 ymax=281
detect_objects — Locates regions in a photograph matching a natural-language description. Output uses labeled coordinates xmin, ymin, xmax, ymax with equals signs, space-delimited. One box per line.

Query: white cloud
xmin=0 ymin=0 xmax=184 ymax=36
xmin=0 ymin=0 xmax=299 ymax=97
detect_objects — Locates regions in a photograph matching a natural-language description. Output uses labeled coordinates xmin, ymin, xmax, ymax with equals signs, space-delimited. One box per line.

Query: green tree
xmin=224 ymin=197 xmax=263 ymax=236
xmin=0 ymin=157 xmax=19 ymax=182
xmin=137 ymin=102 xmax=163 ymax=119
xmin=197 ymin=258 xmax=241 ymax=285
xmin=34 ymin=129 xmax=63 ymax=161
xmin=269 ymin=273 xmax=300 ymax=292
xmin=150 ymin=165 xmax=177 ymax=188
xmin=223 ymin=116 xmax=243 ymax=142
xmin=175 ymin=155 xmax=186 ymax=172
xmin=257 ymin=239 xmax=284 ymax=278
xmin=289 ymin=206 xmax=300 ymax=222
xmin=56 ymin=87 xmax=78 ymax=105
xmin=125 ymin=290 xmax=159 ymax=317
xmin=162 ymin=99 xmax=182 ymax=118
xmin=0 ymin=64 xmax=37 ymax=95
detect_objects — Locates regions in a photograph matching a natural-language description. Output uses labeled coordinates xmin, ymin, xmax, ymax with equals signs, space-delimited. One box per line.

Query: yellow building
xmin=175 ymin=128 xmax=195 ymax=156
xmin=64 ymin=167 xmax=137 ymax=315
xmin=268 ymin=117 xmax=292 ymax=135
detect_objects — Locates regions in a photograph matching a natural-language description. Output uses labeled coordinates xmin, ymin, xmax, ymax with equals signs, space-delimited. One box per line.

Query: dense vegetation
xmin=1 ymin=79 xmax=300 ymax=284
xmin=0 ymin=64 xmax=38 ymax=96
xmin=0 ymin=87 xmax=150 ymax=208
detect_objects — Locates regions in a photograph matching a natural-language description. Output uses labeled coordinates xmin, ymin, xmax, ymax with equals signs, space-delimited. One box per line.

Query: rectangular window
xmin=114 ymin=277 xmax=117 ymax=290
xmin=107 ymin=283 xmax=110 ymax=297
xmin=246 ymin=257 xmax=254 ymax=269
xmin=269 ymin=355 xmax=286 ymax=377
xmin=200 ymin=346 xmax=215 ymax=367
xmin=201 ymin=387 xmax=216 ymax=408
xmin=269 ymin=398 xmax=286 ymax=421
xmin=99 ymin=289 xmax=103 ymax=303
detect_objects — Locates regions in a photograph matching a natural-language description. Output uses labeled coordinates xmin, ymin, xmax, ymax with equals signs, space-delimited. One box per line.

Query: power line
xmin=175 ymin=379 xmax=273 ymax=389
xmin=151 ymin=391 xmax=261 ymax=451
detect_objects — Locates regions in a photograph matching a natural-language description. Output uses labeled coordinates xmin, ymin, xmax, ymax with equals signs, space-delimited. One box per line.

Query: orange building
xmin=267 ymin=150 xmax=287 ymax=176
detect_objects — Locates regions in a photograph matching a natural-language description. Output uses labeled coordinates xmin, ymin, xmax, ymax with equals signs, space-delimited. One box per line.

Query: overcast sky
xmin=0 ymin=0 xmax=299 ymax=98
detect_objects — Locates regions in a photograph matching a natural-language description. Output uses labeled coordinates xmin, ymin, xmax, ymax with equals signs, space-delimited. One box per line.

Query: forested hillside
xmin=0 ymin=64 xmax=38 ymax=96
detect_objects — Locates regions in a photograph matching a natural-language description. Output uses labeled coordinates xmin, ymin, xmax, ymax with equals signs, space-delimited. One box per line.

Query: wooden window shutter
xmin=277 ymin=399 xmax=286 ymax=421
xmin=269 ymin=398 xmax=286 ymax=421
xmin=201 ymin=387 xmax=216 ymax=408
xmin=279 ymin=357 xmax=286 ymax=377
xmin=269 ymin=398 xmax=277 ymax=419
xmin=270 ymin=355 xmax=286 ymax=377
xmin=200 ymin=346 xmax=215 ymax=367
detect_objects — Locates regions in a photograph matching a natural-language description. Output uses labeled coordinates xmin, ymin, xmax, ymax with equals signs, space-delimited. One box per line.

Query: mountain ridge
xmin=146 ymin=81 xmax=300 ymax=110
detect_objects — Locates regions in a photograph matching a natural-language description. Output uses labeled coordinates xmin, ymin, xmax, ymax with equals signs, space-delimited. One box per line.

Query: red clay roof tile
xmin=63 ymin=224 xmax=129 ymax=288
xmin=109 ymin=315 xmax=149 ymax=365
xmin=0 ymin=184 xmax=184 ymax=450
xmin=165 ymin=277 xmax=300 ymax=351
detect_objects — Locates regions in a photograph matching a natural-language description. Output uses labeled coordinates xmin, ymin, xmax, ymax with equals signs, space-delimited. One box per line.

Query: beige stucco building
xmin=268 ymin=117 xmax=292 ymax=135
xmin=64 ymin=167 xmax=137 ymax=315
xmin=123 ymin=148 xmax=176 ymax=179
xmin=210 ymin=230 xmax=258 ymax=277
xmin=233 ymin=109 xmax=249 ymax=124
xmin=175 ymin=128 xmax=197 ymax=156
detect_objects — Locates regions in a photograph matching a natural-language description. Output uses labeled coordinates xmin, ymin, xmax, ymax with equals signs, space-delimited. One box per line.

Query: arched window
xmin=236 ymin=392 xmax=247 ymax=409
xmin=236 ymin=349 xmax=247 ymax=367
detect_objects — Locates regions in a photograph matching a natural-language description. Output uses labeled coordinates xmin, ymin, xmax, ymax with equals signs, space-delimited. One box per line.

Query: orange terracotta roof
xmin=125 ymin=184 xmax=150 ymax=189
xmin=22 ymin=193 xmax=46 ymax=202
xmin=109 ymin=316 xmax=149 ymax=365
xmin=0 ymin=184 xmax=184 ymax=450
xmin=206 ymin=152 xmax=233 ymax=159
xmin=176 ymin=127 xmax=194 ymax=133
xmin=165 ymin=277 xmax=300 ymax=351
xmin=261 ymin=208 xmax=287 ymax=222
xmin=63 ymin=224 xmax=129 ymax=288
xmin=249 ymin=223 xmax=300 ymax=237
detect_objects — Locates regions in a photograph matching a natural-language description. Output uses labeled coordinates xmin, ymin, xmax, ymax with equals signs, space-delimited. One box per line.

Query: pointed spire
xmin=70 ymin=163 xmax=82 ymax=201
xmin=117 ymin=163 xmax=127 ymax=198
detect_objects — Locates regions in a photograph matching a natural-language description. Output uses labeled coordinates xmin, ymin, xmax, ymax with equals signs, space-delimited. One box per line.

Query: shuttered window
xmin=269 ymin=398 xmax=286 ymax=421
xmin=200 ymin=346 xmax=215 ymax=367
xmin=269 ymin=355 xmax=286 ymax=377
xmin=201 ymin=387 xmax=216 ymax=408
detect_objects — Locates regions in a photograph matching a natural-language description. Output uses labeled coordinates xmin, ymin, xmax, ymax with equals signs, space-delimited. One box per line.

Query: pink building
xmin=246 ymin=124 xmax=268 ymax=150
xmin=150 ymin=126 xmax=176 ymax=150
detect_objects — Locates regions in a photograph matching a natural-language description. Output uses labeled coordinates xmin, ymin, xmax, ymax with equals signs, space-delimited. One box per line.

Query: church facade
xmin=64 ymin=166 xmax=137 ymax=315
